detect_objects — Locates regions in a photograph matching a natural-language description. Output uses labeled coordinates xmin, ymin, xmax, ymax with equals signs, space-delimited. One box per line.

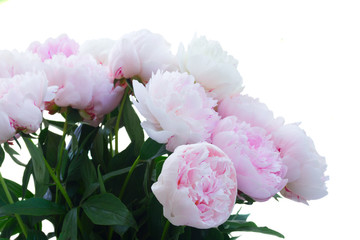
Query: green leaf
xmin=3 ymin=143 xmax=26 ymax=167
xmin=44 ymin=119 xmax=66 ymax=131
xmin=97 ymin=166 xmax=106 ymax=194
xmin=108 ymin=143 xmax=137 ymax=171
xmin=141 ymin=139 xmax=167 ymax=196
xmin=168 ymin=225 xmax=185 ymax=240
xmin=143 ymin=157 xmax=156 ymax=197
xmin=80 ymin=158 xmax=97 ymax=188
xmin=4 ymin=179 xmax=33 ymax=199
xmin=66 ymin=108 xmax=82 ymax=124
xmin=122 ymin=98 xmax=144 ymax=155
xmin=71 ymin=124 xmax=99 ymax=156
xmin=26 ymin=230 xmax=48 ymax=240
xmin=90 ymin=130 xmax=109 ymax=170
xmin=22 ymin=161 xmax=33 ymax=199
xmin=220 ymin=220 xmax=284 ymax=238
xmin=236 ymin=193 xmax=255 ymax=205
xmin=273 ymin=193 xmax=282 ymax=201
xmin=0 ymin=184 xmax=15 ymax=206
xmin=228 ymin=213 xmax=250 ymax=222
xmin=147 ymin=198 xmax=163 ymax=239
xmin=66 ymin=153 xmax=84 ymax=182
xmin=180 ymin=227 xmax=225 ymax=240
xmin=39 ymin=128 xmax=62 ymax=168
xmin=80 ymin=166 xmax=133 ymax=203
xmin=155 ymin=156 xmax=166 ymax=181
xmin=112 ymin=224 xmax=130 ymax=237
xmin=0 ymin=216 xmax=10 ymax=232
xmin=0 ymin=145 xmax=5 ymax=167
xmin=140 ymin=138 xmax=167 ymax=161
xmin=102 ymin=166 xmax=135 ymax=182
xmin=82 ymin=193 xmax=136 ymax=228
xmin=59 ymin=208 xmax=77 ymax=240
xmin=0 ymin=217 xmax=17 ymax=238
xmin=33 ymin=179 xmax=49 ymax=199
xmin=0 ymin=198 xmax=65 ymax=217
xmin=23 ymin=138 xmax=48 ymax=184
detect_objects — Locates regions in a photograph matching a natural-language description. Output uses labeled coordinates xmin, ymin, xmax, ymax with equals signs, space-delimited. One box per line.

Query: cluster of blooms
xmin=0 ymin=34 xmax=124 ymax=133
xmin=0 ymin=30 xmax=328 ymax=230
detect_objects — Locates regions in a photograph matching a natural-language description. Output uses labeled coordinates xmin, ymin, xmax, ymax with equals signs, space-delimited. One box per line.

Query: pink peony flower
xmin=28 ymin=34 xmax=79 ymax=61
xmin=0 ymin=111 xmax=15 ymax=144
xmin=44 ymin=55 xmax=124 ymax=125
xmin=218 ymin=95 xmax=284 ymax=133
xmin=79 ymin=38 xmax=115 ymax=65
xmin=177 ymin=36 xmax=243 ymax=100
xmin=0 ymin=72 xmax=51 ymax=143
xmin=152 ymin=142 xmax=237 ymax=229
xmin=80 ymin=75 xmax=124 ymax=126
xmin=108 ymin=29 xmax=176 ymax=82
xmin=132 ymin=71 xmax=220 ymax=151
xmin=44 ymin=55 xmax=96 ymax=110
xmin=272 ymin=124 xmax=328 ymax=204
xmin=211 ymin=116 xmax=288 ymax=201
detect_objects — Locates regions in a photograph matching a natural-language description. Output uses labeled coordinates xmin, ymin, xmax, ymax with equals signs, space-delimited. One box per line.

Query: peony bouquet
xmin=0 ymin=30 xmax=328 ymax=239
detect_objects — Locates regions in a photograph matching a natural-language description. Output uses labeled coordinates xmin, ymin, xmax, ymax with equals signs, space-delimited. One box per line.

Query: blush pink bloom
xmin=132 ymin=71 xmax=220 ymax=152
xmin=0 ymin=50 xmax=43 ymax=78
xmin=152 ymin=142 xmax=237 ymax=229
xmin=272 ymin=124 xmax=328 ymax=204
xmin=108 ymin=29 xmax=176 ymax=82
xmin=80 ymin=75 xmax=124 ymax=126
xmin=177 ymin=36 xmax=243 ymax=100
xmin=218 ymin=95 xmax=284 ymax=133
xmin=211 ymin=116 xmax=287 ymax=201
xmin=0 ymin=72 xmax=52 ymax=143
xmin=79 ymin=38 xmax=115 ymax=65
xmin=28 ymin=34 xmax=79 ymax=61
xmin=44 ymin=55 xmax=124 ymax=125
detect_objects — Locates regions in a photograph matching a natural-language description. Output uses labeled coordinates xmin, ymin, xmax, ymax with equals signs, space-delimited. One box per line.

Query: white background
xmin=1 ymin=0 xmax=359 ymax=239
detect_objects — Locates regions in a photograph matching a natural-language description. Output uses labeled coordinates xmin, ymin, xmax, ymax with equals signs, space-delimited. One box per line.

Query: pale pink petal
xmin=152 ymin=143 xmax=237 ymax=228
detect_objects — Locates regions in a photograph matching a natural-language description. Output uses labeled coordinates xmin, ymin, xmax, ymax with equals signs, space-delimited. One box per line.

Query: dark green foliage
xmin=122 ymin=96 xmax=144 ymax=155
xmin=0 ymin=98 xmax=284 ymax=240
xmin=82 ymin=193 xmax=136 ymax=228
xmin=58 ymin=208 xmax=77 ymax=240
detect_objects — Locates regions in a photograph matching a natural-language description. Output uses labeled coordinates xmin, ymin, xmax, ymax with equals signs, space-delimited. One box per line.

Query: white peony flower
xmin=108 ymin=29 xmax=176 ymax=82
xmin=79 ymin=38 xmax=115 ymax=65
xmin=272 ymin=124 xmax=328 ymax=204
xmin=0 ymin=50 xmax=43 ymax=78
xmin=177 ymin=36 xmax=243 ymax=100
xmin=132 ymin=71 xmax=220 ymax=151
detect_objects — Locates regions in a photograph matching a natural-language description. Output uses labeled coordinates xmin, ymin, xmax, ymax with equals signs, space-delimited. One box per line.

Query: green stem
xmin=107 ymin=227 xmax=114 ymax=240
xmin=44 ymin=158 xmax=73 ymax=209
xmin=56 ymin=108 xmax=68 ymax=174
xmin=118 ymin=155 xmax=140 ymax=200
xmin=77 ymin=208 xmax=85 ymax=238
xmin=115 ymin=87 xmax=129 ymax=154
xmin=160 ymin=220 xmax=170 ymax=240
xmin=106 ymin=114 xmax=114 ymax=157
xmin=0 ymin=171 xmax=28 ymax=238
xmin=55 ymin=108 xmax=68 ymax=204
